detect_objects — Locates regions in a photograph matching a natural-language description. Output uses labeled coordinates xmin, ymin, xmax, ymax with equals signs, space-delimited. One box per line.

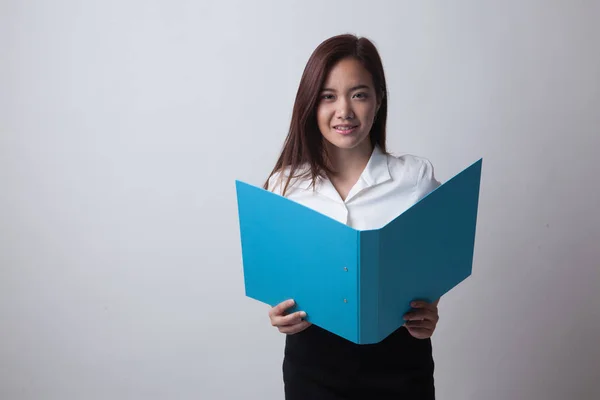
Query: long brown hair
xmin=263 ymin=33 xmax=389 ymax=195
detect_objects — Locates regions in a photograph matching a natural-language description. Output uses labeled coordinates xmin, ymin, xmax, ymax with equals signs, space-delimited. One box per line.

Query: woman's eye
xmin=320 ymin=93 xmax=367 ymax=100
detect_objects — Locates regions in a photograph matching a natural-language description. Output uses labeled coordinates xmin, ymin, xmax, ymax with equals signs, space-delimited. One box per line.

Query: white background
xmin=1 ymin=1 xmax=599 ymax=399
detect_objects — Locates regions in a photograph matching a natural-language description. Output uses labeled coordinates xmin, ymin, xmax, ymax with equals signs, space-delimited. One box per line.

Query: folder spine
xmin=358 ymin=229 xmax=380 ymax=344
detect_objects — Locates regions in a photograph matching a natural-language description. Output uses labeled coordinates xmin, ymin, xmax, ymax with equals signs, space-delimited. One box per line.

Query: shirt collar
xmin=358 ymin=144 xmax=392 ymax=188
xmin=295 ymin=145 xmax=392 ymax=203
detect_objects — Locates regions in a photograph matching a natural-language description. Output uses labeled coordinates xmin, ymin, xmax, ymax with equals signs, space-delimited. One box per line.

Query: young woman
xmin=263 ymin=34 xmax=442 ymax=399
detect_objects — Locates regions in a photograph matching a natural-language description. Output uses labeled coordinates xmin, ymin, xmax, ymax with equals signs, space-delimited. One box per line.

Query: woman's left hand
xmin=403 ymin=299 xmax=440 ymax=339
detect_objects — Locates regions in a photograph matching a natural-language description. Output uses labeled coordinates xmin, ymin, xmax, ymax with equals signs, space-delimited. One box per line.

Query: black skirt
xmin=282 ymin=324 xmax=435 ymax=400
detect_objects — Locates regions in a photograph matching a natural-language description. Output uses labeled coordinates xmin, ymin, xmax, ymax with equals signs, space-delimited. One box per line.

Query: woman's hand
xmin=403 ymin=299 xmax=440 ymax=339
xmin=269 ymin=299 xmax=312 ymax=335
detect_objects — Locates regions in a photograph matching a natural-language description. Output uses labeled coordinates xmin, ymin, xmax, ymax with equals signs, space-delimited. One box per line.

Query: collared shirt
xmin=267 ymin=145 xmax=441 ymax=230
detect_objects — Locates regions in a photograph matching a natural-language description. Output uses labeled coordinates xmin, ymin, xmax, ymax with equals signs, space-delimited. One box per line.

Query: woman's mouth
xmin=333 ymin=125 xmax=358 ymax=135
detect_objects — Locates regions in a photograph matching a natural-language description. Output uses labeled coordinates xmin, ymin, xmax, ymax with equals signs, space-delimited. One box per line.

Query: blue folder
xmin=235 ymin=158 xmax=482 ymax=344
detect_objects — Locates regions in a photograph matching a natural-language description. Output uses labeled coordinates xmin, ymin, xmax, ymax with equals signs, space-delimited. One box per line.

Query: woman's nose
xmin=337 ymin=100 xmax=354 ymax=119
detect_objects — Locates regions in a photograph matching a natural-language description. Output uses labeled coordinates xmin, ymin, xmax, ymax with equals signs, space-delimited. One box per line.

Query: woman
xmin=263 ymin=34 xmax=442 ymax=399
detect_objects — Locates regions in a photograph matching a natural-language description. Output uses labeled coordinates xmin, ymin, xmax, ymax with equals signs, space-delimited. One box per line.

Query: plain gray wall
xmin=1 ymin=1 xmax=599 ymax=399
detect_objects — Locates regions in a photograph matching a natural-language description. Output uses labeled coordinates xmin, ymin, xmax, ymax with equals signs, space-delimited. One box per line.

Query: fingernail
xmin=300 ymin=312 xmax=307 ymax=317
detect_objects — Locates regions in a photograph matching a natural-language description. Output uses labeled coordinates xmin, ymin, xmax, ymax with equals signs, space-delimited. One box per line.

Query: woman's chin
xmin=324 ymin=134 xmax=370 ymax=151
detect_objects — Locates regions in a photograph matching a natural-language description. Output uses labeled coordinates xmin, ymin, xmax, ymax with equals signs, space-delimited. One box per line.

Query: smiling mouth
xmin=333 ymin=125 xmax=358 ymax=132
xmin=333 ymin=125 xmax=358 ymax=135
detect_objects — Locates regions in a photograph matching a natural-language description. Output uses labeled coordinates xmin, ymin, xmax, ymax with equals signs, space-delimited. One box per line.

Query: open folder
xmin=235 ymin=158 xmax=482 ymax=345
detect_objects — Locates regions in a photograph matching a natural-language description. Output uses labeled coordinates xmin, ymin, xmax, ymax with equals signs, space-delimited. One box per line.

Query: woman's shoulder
xmin=266 ymin=164 xmax=311 ymax=196
xmin=386 ymin=152 xmax=437 ymax=180
xmin=387 ymin=154 xmax=441 ymax=199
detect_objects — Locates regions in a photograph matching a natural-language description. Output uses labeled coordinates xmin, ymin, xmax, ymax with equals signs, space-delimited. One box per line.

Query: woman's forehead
xmin=323 ymin=60 xmax=373 ymax=89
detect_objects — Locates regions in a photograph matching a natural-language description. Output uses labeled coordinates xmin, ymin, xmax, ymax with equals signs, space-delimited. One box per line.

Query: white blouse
xmin=267 ymin=145 xmax=441 ymax=230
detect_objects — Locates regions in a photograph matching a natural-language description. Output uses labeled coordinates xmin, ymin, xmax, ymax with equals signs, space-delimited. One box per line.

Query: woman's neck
xmin=325 ymin=140 xmax=373 ymax=199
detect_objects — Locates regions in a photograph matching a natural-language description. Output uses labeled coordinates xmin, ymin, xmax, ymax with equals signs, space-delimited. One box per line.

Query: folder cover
xmin=235 ymin=158 xmax=482 ymax=344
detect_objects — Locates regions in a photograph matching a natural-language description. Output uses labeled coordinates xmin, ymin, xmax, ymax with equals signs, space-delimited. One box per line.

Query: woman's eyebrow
xmin=321 ymin=84 xmax=371 ymax=92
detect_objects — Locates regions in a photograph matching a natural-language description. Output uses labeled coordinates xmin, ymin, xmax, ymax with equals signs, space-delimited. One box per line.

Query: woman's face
xmin=316 ymin=57 xmax=380 ymax=153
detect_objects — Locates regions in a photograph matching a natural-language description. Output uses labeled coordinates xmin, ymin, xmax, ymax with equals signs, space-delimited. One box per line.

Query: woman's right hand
xmin=268 ymin=299 xmax=311 ymax=334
